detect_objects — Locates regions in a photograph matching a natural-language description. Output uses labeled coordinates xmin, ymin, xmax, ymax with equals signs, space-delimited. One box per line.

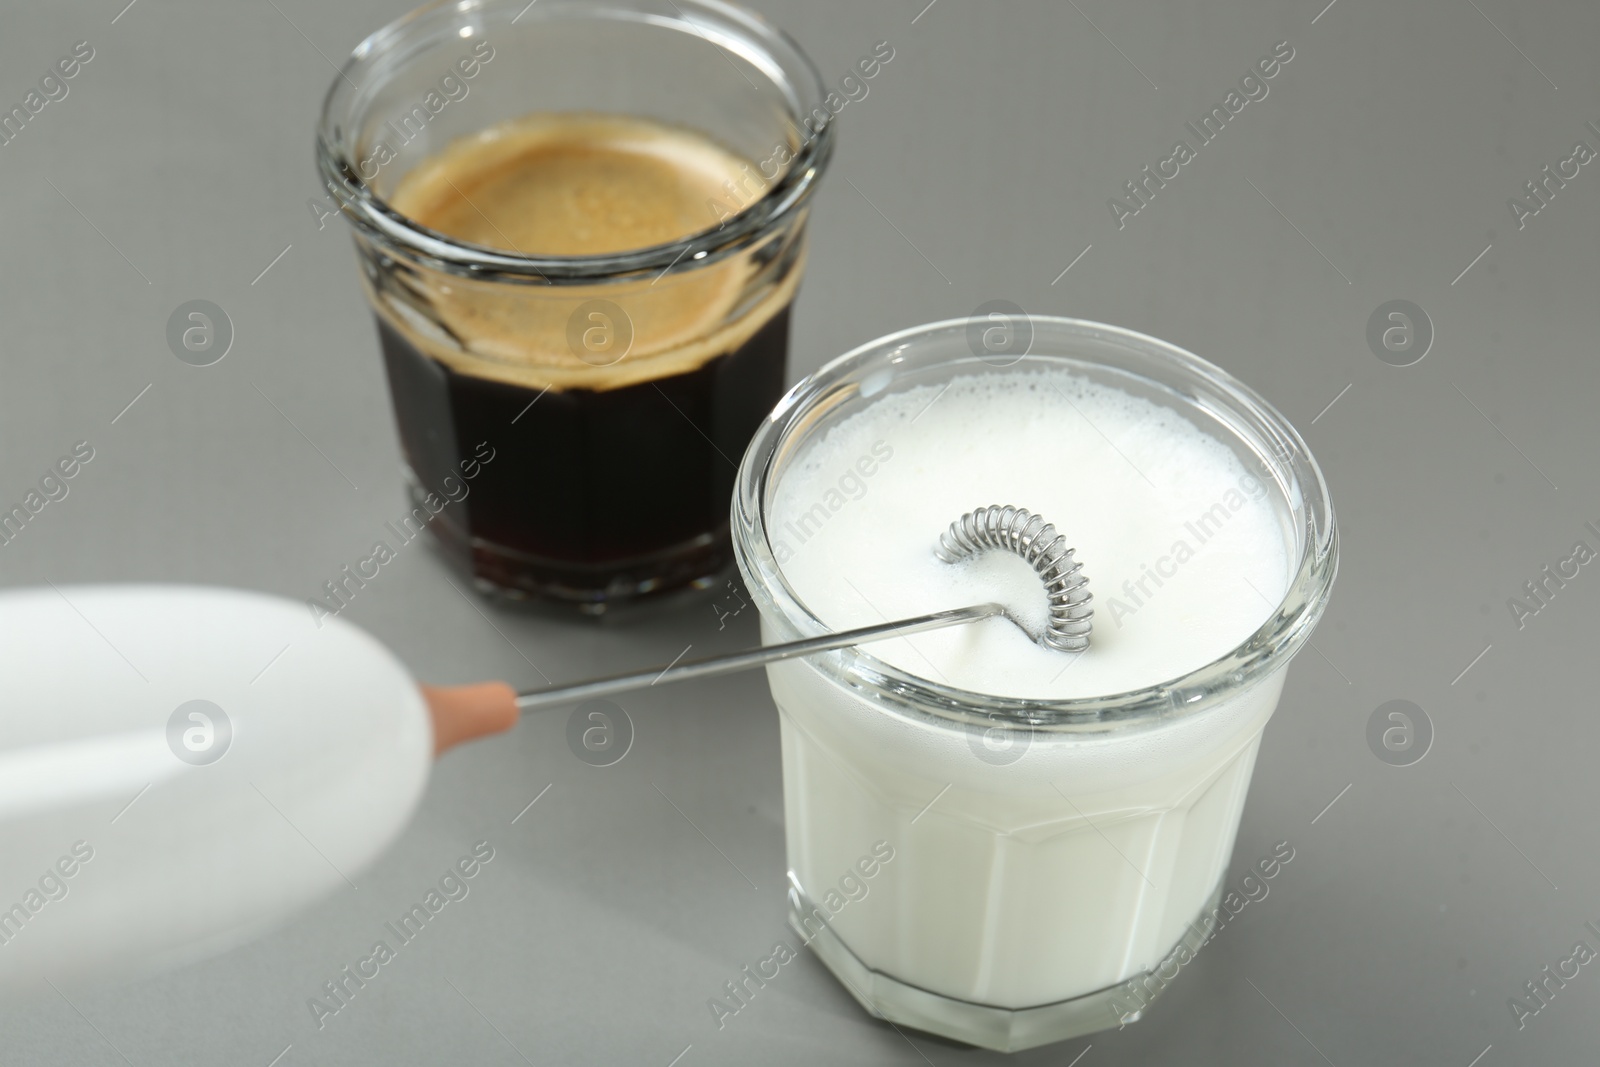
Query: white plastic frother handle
xmin=0 ymin=584 xmax=432 ymax=994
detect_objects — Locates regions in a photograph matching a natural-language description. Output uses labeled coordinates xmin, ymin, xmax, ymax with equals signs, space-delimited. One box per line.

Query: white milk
xmin=764 ymin=368 xmax=1293 ymax=1009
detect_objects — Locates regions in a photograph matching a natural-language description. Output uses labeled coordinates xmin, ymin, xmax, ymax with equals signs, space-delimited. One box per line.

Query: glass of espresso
xmin=316 ymin=0 xmax=836 ymax=611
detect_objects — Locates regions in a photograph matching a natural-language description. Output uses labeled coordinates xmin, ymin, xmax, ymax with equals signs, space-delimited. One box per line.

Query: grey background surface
xmin=1 ymin=0 xmax=1597 ymax=1063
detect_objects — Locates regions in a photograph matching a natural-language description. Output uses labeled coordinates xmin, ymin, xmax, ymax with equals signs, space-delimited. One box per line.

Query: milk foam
xmin=770 ymin=368 xmax=1292 ymax=699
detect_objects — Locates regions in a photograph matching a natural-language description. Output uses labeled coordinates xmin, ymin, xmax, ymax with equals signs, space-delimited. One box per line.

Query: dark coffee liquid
xmin=376 ymin=306 xmax=789 ymax=599
xmin=368 ymin=112 xmax=802 ymax=608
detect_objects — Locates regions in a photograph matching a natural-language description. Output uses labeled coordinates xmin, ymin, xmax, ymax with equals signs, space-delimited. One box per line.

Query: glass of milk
xmin=731 ymin=317 xmax=1336 ymax=1051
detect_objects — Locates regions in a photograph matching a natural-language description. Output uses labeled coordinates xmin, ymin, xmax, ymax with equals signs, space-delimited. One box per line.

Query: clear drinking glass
xmin=317 ymin=0 xmax=834 ymax=611
xmin=732 ymin=317 xmax=1337 ymax=1051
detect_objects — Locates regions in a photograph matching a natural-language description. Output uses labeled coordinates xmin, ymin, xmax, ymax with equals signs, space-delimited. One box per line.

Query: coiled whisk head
xmin=935 ymin=505 xmax=1093 ymax=652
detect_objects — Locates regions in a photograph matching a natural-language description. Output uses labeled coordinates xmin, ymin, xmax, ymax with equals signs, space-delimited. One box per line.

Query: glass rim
xmin=732 ymin=316 xmax=1340 ymax=733
xmin=314 ymin=0 xmax=836 ymax=284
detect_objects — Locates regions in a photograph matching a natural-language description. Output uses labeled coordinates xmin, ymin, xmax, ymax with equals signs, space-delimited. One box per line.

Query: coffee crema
xmin=378 ymin=112 xmax=798 ymax=393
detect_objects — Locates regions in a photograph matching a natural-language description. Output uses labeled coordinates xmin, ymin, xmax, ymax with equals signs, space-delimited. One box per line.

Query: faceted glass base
xmin=788 ymin=874 xmax=1226 ymax=1053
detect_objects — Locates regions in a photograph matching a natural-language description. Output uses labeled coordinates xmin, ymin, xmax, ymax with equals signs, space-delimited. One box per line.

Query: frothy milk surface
xmin=770 ymin=368 xmax=1292 ymax=699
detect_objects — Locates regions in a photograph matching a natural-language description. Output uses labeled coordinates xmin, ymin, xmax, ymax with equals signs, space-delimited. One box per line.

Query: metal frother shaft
xmin=515 ymin=504 xmax=1094 ymax=712
xmin=515 ymin=603 xmax=1006 ymax=712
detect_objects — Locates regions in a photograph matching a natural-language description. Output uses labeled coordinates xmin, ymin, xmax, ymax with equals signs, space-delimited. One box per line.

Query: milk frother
xmin=0 ymin=505 xmax=1087 ymax=991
